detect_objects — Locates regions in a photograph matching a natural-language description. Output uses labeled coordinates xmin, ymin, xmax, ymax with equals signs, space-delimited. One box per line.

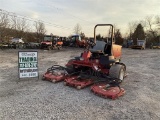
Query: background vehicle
xmin=40 ymin=35 xmax=53 ymax=49
xmin=131 ymin=39 xmax=146 ymax=49
xmin=150 ymin=42 xmax=160 ymax=49
xmin=8 ymin=38 xmax=25 ymax=49
xmin=0 ymin=41 xmax=9 ymax=49
xmin=61 ymin=37 xmax=70 ymax=47
xmin=25 ymin=42 xmax=40 ymax=49
xmin=10 ymin=38 xmax=24 ymax=43
xmin=40 ymin=35 xmax=63 ymax=50
xmin=69 ymin=34 xmax=87 ymax=47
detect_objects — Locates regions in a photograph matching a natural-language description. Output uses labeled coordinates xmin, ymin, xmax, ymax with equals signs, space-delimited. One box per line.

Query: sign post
xmin=18 ymin=51 xmax=39 ymax=79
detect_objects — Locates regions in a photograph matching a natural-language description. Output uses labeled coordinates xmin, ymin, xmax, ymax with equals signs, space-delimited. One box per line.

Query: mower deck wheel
xmin=77 ymin=86 xmax=82 ymax=90
xmin=64 ymin=82 xmax=67 ymax=86
xmin=42 ymin=76 xmax=46 ymax=81
xmin=52 ymin=79 xmax=56 ymax=83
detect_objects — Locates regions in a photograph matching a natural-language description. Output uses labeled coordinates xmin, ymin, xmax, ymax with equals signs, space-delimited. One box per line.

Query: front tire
xmin=109 ymin=64 xmax=125 ymax=83
xmin=42 ymin=76 xmax=46 ymax=81
xmin=48 ymin=46 xmax=52 ymax=50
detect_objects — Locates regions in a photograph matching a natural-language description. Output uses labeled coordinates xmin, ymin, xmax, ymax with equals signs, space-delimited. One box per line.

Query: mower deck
xmin=91 ymin=83 xmax=125 ymax=99
xmin=43 ymin=72 xmax=65 ymax=83
xmin=64 ymin=76 xmax=94 ymax=89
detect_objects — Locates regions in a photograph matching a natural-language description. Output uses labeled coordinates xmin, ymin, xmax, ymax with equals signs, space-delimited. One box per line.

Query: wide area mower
xmin=42 ymin=24 xmax=126 ymax=99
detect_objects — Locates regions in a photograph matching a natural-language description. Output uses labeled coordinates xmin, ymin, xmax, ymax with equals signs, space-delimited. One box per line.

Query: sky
xmin=0 ymin=0 xmax=160 ymax=37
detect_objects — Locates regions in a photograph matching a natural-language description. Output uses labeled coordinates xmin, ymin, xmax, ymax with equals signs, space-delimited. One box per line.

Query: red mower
xmin=43 ymin=24 xmax=127 ymax=99
xmin=42 ymin=65 xmax=67 ymax=83
xmin=42 ymin=64 xmax=80 ymax=83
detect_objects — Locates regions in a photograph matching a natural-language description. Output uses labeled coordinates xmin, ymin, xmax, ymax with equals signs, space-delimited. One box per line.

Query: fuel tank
xmin=112 ymin=44 xmax=122 ymax=59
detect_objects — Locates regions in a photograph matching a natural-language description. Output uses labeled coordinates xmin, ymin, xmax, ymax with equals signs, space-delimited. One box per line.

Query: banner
xmin=18 ymin=51 xmax=38 ymax=78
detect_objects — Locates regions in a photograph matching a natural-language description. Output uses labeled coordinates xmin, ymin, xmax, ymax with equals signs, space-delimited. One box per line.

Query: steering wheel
xmin=87 ymin=39 xmax=96 ymax=48
xmin=47 ymin=65 xmax=65 ymax=72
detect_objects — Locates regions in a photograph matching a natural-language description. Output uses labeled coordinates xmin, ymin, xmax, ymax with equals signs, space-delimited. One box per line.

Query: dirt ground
xmin=0 ymin=48 xmax=160 ymax=120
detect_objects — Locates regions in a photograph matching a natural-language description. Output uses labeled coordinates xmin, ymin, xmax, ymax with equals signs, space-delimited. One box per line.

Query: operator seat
xmin=90 ymin=41 xmax=106 ymax=54
xmin=99 ymin=44 xmax=114 ymax=68
xmin=104 ymin=44 xmax=111 ymax=55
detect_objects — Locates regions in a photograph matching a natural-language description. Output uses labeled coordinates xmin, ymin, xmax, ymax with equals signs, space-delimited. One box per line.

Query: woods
xmin=0 ymin=9 xmax=160 ymax=47
xmin=0 ymin=10 xmax=46 ymax=43
xmin=126 ymin=15 xmax=160 ymax=47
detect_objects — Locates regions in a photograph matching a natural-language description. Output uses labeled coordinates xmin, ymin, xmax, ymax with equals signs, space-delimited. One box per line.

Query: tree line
xmin=125 ymin=15 xmax=160 ymax=47
xmin=0 ymin=10 xmax=160 ymax=47
xmin=94 ymin=15 xmax=160 ymax=47
xmin=0 ymin=11 xmax=46 ymax=43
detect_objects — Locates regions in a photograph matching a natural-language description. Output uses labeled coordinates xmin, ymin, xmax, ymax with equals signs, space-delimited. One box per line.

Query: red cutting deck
xmin=43 ymin=72 xmax=65 ymax=83
xmin=91 ymin=83 xmax=125 ymax=99
xmin=64 ymin=76 xmax=94 ymax=89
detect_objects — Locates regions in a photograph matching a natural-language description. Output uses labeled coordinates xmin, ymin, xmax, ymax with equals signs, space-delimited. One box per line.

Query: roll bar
xmin=94 ymin=24 xmax=114 ymax=45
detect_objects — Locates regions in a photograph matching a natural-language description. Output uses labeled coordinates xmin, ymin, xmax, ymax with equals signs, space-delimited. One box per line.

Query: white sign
xmin=18 ymin=51 xmax=38 ymax=78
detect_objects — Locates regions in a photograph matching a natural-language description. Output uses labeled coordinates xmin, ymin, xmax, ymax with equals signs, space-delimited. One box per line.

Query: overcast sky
xmin=0 ymin=0 xmax=160 ymax=37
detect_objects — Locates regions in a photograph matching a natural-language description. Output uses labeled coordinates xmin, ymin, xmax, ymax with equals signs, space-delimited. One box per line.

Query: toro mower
xmin=42 ymin=24 xmax=126 ymax=99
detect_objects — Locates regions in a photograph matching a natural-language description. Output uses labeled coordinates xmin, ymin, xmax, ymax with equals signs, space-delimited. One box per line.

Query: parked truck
xmin=131 ymin=39 xmax=146 ymax=50
xmin=40 ymin=35 xmax=63 ymax=50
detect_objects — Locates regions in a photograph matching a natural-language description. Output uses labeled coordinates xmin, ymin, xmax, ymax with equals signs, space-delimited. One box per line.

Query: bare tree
xmin=0 ymin=12 xmax=10 ymax=41
xmin=10 ymin=16 xmax=29 ymax=39
xmin=80 ymin=32 xmax=85 ymax=39
xmin=155 ymin=15 xmax=160 ymax=31
xmin=73 ymin=23 xmax=82 ymax=34
xmin=145 ymin=16 xmax=158 ymax=37
xmin=17 ymin=18 xmax=28 ymax=32
xmin=17 ymin=18 xmax=28 ymax=39
xmin=34 ymin=21 xmax=46 ymax=42
xmin=10 ymin=15 xmax=17 ymax=30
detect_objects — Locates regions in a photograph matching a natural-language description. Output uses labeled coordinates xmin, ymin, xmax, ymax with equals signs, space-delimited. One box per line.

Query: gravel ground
xmin=0 ymin=48 xmax=160 ymax=120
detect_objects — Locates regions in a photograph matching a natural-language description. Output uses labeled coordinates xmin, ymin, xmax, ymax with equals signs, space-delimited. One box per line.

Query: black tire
xmin=42 ymin=75 xmax=46 ymax=81
xmin=75 ymin=44 xmax=79 ymax=48
xmin=66 ymin=59 xmax=75 ymax=67
xmin=48 ymin=46 xmax=52 ymax=50
xmin=66 ymin=59 xmax=80 ymax=74
xmin=109 ymin=64 xmax=125 ymax=82
xmin=58 ymin=46 xmax=62 ymax=50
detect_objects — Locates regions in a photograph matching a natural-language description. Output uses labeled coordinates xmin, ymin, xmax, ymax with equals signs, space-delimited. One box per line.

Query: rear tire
xmin=77 ymin=86 xmax=82 ymax=90
xmin=42 ymin=76 xmax=46 ymax=81
xmin=64 ymin=82 xmax=67 ymax=86
xmin=66 ymin=59 xmax=80 ymax=74
xmin=66 ymin=59 xmax=75 ymax=69
xmin=48 ymin=46 xmax=52 ymax=50
xmin=52 ymin=79 xmax=56 ymax=83
xmin=109 ymin=64 xmax=125 ymax=83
